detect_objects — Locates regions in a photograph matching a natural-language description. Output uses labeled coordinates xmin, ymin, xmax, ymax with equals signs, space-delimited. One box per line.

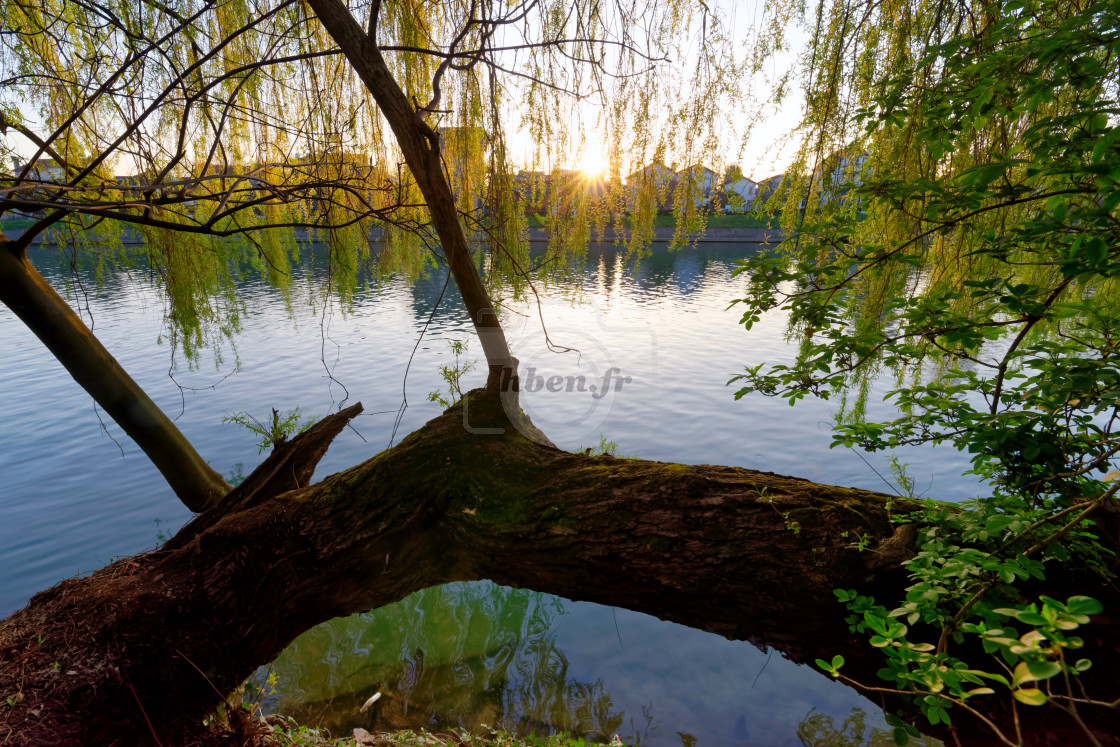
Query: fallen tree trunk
xmin=1 ymin=392 xmax=1117 ymax=745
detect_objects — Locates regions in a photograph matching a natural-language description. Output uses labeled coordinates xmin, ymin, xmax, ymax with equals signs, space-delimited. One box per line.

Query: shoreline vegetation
xmin=0 ymin=213 xmax=778 ymax=231
xmin=0 ymin=215 xmax=784 ymax=246
xmin=261 ymin=721 xmax=629 ymax=746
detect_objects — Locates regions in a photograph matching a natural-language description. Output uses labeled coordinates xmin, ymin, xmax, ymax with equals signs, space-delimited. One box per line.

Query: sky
xmin=2 ymin=0 xmax=809 ymax=184
xmin=502 ymin=0 xmax=810 ymax=182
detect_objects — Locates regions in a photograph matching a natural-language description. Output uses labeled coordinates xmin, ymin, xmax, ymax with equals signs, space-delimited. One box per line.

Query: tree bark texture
xmin=2 ymin=392 xmax=1117 ymax=745
xmin=0 ymin=239 xmax=230 ymax=511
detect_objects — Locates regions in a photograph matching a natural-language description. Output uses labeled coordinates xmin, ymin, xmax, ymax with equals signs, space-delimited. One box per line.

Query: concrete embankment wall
xmin=526 ymin=226 xmax=782 ymax=244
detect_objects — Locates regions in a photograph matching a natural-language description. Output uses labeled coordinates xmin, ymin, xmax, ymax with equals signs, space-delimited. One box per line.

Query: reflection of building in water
xmin=261 ymin=582 xmax=647 ymax=744
xmin=671 ymin=252 xmax=704 ymax=295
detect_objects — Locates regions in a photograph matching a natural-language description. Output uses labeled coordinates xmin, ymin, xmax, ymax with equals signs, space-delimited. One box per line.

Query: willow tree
xmin=0 ymin=0 xmax=745 ymax=511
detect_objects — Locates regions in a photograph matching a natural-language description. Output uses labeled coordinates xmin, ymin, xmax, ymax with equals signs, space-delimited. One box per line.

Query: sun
xmin=577 ymin=145 xmax=608 ymax=178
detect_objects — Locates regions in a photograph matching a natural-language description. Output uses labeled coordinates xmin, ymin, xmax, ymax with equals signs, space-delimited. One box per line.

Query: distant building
xmin=722 ymin=176 xmax=760 ymax=212
xmin=625 ymin=162 xmax=676 ymax=213
xmin=12 ymin=156 xmax=65 ymax=183
xmin=439 ymin=127 xmax=489 ymax=210
xmin=113 ymin=174 xmax=149 ymax=202
xmin=674 ymin=164 xmax=720 ymax=210
xmin=513 ymin=170 xmax=549 ymax=214
xmin=514 ymin=168 xmax=609 ymax=217
xmin=817 ymin=149 xmax=869 ymax=204
xmin=755 ymin=174 xmax=786 ymax=205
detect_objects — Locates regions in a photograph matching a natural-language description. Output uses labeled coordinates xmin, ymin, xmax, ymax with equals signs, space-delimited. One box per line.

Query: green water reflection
xmin=258 ymin=583 xmax=638 ymax=743
xmin=796 ymin=708 xmax=941 ymax=747
xmin=255 ymin=581 xmax=934 ymax=746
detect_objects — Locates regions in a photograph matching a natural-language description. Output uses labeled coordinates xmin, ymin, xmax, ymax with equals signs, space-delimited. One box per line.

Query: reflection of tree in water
xmin=796 ymin=708 xmax=942 ymax=747
xmin=257 ymin=582 xmax=647 ymax=744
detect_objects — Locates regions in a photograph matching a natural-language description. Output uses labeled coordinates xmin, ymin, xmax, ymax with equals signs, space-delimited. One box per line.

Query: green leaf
xmin=1025 ymin=660 xmax=1061 ymax=681
xmin=967 ymin=670 xmax=1010 ymax=687
xmin=1012 ymin=688 xmax=1048 ymax=706
xmin=1013 ymin=660 xmax=1060 ymax=687
xmin=1065 ymin=596 xmax=1103 ymax=616
xmin=1017 ymin=611 xmax=1048 ymax=626
xmin=1091 ymin=127 xmax=1120 ymax=163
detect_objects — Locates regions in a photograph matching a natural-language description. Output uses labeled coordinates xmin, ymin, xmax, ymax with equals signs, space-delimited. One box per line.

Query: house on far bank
xmin=513 ymin=170 xmax=549 ymax=214
xmin=513 ymin=168 xmax=608 ymax=217
xmin=624 ymin=162 xmax=676 ymax=213
xmin=818 ymin=150 xmax=869 ymax=204
xmin=755 ymin=174 xmax=786 ymax=206
xmin=722 ymin=175 xmax=760 ymax=213
xmin=674 ymin=164 xmax=720 ymax=211
xmin=6 ymin=157 xmax=68 ymax=219
xmin=11 ymin=156 xmax=65 ymax=183
xmin=439 ymin=126 xmax=490 ymax=210
xmin=113 ymin=174 xmax=150 ymax=202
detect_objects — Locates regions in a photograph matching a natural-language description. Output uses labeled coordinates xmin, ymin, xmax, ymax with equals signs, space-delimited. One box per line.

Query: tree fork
xmin=0 ymin=239 xmax=230 ymax=511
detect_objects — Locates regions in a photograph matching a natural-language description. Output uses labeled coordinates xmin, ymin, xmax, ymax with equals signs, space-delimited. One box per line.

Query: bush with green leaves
xmin=735 ymin=0 xmax=1120 ymax=741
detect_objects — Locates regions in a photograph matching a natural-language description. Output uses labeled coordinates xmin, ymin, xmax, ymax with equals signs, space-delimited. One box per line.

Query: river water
xmin=0 ymin=240 xmax=966 ymax=745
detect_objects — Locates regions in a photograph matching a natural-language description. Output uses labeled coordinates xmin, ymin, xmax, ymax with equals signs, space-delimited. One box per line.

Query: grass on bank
xmin=267 ymin=721 xmax=627 ymax=747
xmin=648 ymin=213 xmax=779 ymax=229
xmin=0 ymin=218 xmax=39 ymax=230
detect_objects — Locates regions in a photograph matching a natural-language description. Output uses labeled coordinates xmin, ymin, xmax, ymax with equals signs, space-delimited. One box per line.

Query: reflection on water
xmin=263 ymin=584 xmax=632 ymax=742
xmin=796 ymin=708 xmax=941 ymax=747
xmin=252 ymin=582 xmax=908 ymax=746
xmin=1 ymin=241 xmax=963 ymax=745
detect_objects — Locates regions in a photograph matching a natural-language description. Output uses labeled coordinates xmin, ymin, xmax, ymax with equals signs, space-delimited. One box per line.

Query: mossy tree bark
xmin=0 ymin=238 xmax=230 ymax=511
xmin=3 ymin=392 xmax=1118 ymax=746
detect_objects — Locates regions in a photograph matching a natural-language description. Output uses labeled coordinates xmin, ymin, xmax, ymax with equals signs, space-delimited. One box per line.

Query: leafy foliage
xmin=223 ymin=407 xmax=319 ymax=453
xmin=733 ymin=0 xmax=1120 ymax=740
xmin=428 ymin=339 xmax=478 ymax=409
xmin=0 ymin=0 xmax=757 ymax=323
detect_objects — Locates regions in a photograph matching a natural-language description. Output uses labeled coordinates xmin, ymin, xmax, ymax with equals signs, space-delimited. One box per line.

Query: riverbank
xmin=260 ymin=721 xmax=628 ymax=746
xmin=527 ymin=225 xmax=782 ymax=243
xmin=3 ymin=224 xmax=783 ymax=246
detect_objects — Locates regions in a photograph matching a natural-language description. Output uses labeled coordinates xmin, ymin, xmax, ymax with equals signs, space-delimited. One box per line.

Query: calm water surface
xmin=0 ymin=241 xmax=968 ymax=745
